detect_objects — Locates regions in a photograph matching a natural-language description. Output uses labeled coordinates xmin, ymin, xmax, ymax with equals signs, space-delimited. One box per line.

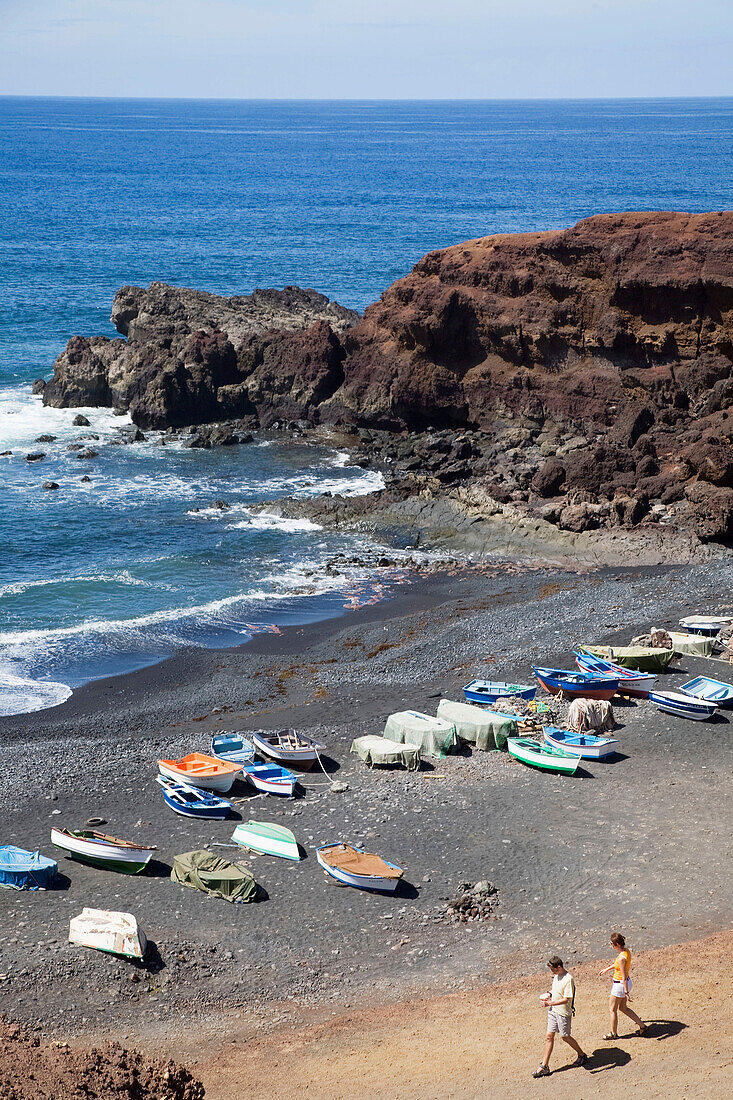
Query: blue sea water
xmin=1 ymin=97 xmax=732 ymax=715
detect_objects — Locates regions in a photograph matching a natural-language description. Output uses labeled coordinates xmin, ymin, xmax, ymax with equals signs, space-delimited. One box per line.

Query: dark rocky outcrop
xmin=40 ymin=212 xmax=733 ymax=545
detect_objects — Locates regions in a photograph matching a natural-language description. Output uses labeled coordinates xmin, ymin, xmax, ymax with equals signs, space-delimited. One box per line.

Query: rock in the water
xmin=24 ymin=452 xmax=45 ymax=462
xmin=73 ymin=413 xmax=91 ymax=426
xmin=35 ymin=434 xmax=56 ymax=443
xmin=76 ymin=448 xmax=98 ymax=460
xmin=43 ymin=481 xmax=60 ymax=490
xmin=31 ymin=378 xmax=46 ymax=395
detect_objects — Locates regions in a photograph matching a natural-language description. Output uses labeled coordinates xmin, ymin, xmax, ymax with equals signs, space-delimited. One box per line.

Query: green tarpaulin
xmin=384 ymin=710 xmax=458 ymax=758
xmin=350 ymin=735 xmax=421 ymax=771
xmin=171 ymin=850 xmax=259 ymax=904
xmin=583 ymin=645 xmax=676 ymax=672
xmin=436 ymin=699 xmax=517 ymax=751
xmin=665 ymin=631 xmax=715 ymax=658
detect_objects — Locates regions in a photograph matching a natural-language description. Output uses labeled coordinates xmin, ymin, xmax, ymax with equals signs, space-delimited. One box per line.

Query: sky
xmin=1 ymin=0 xmax=732 ymax=99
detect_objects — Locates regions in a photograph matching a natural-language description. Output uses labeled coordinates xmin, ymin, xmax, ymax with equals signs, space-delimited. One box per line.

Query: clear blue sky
xmin=1 ymin=0 xmax=732 ymax=99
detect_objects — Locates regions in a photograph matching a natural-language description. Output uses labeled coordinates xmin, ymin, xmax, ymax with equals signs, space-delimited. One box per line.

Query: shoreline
xmin=1 ymin=559 xmax=731 ymax=1038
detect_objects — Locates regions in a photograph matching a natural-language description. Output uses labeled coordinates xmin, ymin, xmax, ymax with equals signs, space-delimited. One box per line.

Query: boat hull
xmin=542 ymin=727 xmax=618 ymax=760
xmin=50 ymin=829 xmax=155 ymax=875
xmin=679 ymin=676 xmax=733 ymax=707
xmin=242 ymin=764 xmax=296 ymax=797
xmin=649 ymin=691 xmax=717 ymax=721
xmin=463 ymin=680 xmax=536 ymax=705
xmin=507 ymin=737 xmax=579 ymax=775
xmin=316 ymin=845 xmax=402 ymax=893
xmin=252 ymin=732 xmax=324 ymax=770
xmin=161 ymin=792 xmax=231 ymax=819
xmin=232 ymin=821 xmax=300 ymax=861
xmin=157 ymin=760 xmax=238 ymax=793
xmin=69 ymin=908 xmax=147 ymax=959
xmin=535 ymin=673 xmax=617 ymax=701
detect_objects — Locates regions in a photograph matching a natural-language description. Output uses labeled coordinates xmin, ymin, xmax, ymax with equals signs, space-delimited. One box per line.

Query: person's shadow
xmin=583 ymin=1046 xmax=632 ymax=1074
xmin=630 ymin=1020 xmax=687 ymax=1041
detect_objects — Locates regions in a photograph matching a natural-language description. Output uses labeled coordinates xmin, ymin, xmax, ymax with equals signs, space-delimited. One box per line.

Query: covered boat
xmin=157 ymin=752 xmax=242 ymax=793
xmin=51 ymin=828 xmax=156 ymax=875
xmin=252 ymin=729 xmax=326 ymax=770
xmin=665 ymin=631 xmax=715 ymax=658
xmin=316 ymin=843 xmax=404 ymax=893
xmin=171 ymin=849 xmax=259 ymax=904
xmin=649 ymin=689 xmax=718 ymax=721
xmin=506 ymin=737 xmax=579 ymax=775
xmin=0 ymin=846 xmax=58 ymax=890
xmin=232 ymin=820 xmax=301 ymax=861
xmin=679 ymin=675 xmax=733 ymax=707
xmin=383 ymin=710 xmax=457 ymax=758
xmin=574 ymin=650 xmax=656 ymax=697
xmin=211 ymin=732 xmax=255 ymax=765
xmin=156 ymin=775 xmax=232 ymax=819
xmin=69 ymin=907 xmax=146 ymax=958
xmin=241 ymin=761 xmax=297 ymax=796
xmin=437 ymin=698 xmax=517 ymax=751
xmin=581 ymin=645 xmax=675 ymax=673
xmin=462 ymin=680 xmax=535 ymax=705
xmin=543 ymin=726 xmax=619 ymax=760
xmin=350 ymin=735 xmax=421 ymax=771
xmin=533 ymin=666 xmax=618 ymax=700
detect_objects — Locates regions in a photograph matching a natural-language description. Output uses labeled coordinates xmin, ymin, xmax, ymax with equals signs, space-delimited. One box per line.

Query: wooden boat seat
xmin=320 ymin=844 xmax=403 ymax=879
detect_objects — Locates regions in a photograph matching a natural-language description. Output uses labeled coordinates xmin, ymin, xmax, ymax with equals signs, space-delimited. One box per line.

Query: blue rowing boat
xmin=156 ymin=775 xmax=232 ymax=819
xmin=211 ymin=732 xmax=255 ymax=765
xmin=679 ymin=675 xmax=733 ymax=707
xmin=463 ymin=680 xmax=536 ymax=705
xmin=574 ymin=650 xmax=656 ymax=697
xmin=533 ymin=666 xmax=618 ymax=700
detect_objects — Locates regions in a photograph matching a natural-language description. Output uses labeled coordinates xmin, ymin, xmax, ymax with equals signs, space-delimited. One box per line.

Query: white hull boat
xmin=316 ymin=843 xmax=404 ymax=893
xmin=252 ymin=729 xmax=326 ymax=770
xmin=649 ymin=690 xmax=717 ymax=721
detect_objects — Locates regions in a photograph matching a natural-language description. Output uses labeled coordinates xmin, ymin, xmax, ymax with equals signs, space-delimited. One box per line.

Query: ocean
xmin=2 ymin=96 xmax=732 ymax=715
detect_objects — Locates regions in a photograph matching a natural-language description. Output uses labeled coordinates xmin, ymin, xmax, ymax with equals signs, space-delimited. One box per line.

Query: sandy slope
xmin=193 ymin=932 xmax=731 ymax=1099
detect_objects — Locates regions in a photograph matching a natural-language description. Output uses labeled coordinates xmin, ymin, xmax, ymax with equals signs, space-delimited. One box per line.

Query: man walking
xmin=533 ymin=954 xmax=588 ymax=1078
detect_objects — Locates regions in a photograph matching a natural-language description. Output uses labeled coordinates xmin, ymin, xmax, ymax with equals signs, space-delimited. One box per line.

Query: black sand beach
xmin=1 ymin=559 xmax=732 ymax=1051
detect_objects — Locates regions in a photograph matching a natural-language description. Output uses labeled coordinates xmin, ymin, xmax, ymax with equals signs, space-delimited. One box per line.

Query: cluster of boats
xmin=461 ymin=617 xmax=733 ymax=776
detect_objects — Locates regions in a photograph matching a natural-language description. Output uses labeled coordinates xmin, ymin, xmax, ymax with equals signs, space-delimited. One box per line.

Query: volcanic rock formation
xmin=39 ymin=212 xmax=733 ymax=542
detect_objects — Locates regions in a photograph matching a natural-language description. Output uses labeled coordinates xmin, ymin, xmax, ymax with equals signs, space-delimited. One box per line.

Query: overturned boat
xmin=69 ymin=907 xmax=147 ymax=959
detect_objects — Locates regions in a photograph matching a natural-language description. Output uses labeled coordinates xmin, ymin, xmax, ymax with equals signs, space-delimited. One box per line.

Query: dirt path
xmin=190 ymin=932 xmax=731 ymax=1099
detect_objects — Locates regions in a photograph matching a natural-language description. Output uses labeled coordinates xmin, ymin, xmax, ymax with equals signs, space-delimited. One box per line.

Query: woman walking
xmin=599 ymin=932 xmax=647 ymax=1039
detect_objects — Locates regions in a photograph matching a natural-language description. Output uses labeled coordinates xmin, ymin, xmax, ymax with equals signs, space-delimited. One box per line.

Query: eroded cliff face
xmin=39 ymin=212 xmax=733 ymax=543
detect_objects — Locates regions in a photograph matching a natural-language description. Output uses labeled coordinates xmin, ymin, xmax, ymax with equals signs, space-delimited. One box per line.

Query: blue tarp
xmin=0 ymin=845 xmax=58 ymax=890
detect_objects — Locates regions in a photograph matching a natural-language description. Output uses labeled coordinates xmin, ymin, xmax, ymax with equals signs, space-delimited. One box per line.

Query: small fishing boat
xmin=580 ymin=644 xmax=675 ymax=672
xmin=679 ymin=615 xmax=733 ymax=636
xmin=51 ymin=828 xmax=157 ymax=875
xmin=156 ymin=775 xmax=232 ymax=819
xmin=241 ymin=761 xmax=297 ymax=797
xmin=574 ymin=650 xmax=656 ymax=698
xmin=157 ymin=752 xmax=242 ymax=793
xmin=232 ymin=820 xmax=301 ymax=861
xmin=211 ymin=732 xmax=255 ymax=765
xmin=679 ymin=675 xmax=733 ymax=707
xmin=506 ymin=736 xmax=580 ymax=775
xmin=252 ymin=729 xmax=326 ymax=770
xmin=648 ymin=689 xmax=718 ymax=721
xmin=462 ymin=680 xmax=536 ymax=705
xmin=542 ymin=726 xmax=619 ymax=760
xmin=316 ymin=843 xmax=404 ymax=893
xmin=69 ymin=907 xmax=147 ymax=959
xmin=533 ymin=666 xmax=618 ymax=701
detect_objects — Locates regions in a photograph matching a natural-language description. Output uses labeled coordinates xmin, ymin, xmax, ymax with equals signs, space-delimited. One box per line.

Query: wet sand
xmin=0 ymin=561 xmax=731 ymax=1078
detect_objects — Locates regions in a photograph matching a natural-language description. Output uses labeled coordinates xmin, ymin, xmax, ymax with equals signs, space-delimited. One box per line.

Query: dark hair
xmin=547 ymin=955 xmax=563 ymax=969
xmin=610 ymin=932 xmax=625 ymax=948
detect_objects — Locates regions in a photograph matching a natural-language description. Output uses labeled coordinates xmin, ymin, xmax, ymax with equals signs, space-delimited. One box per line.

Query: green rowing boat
xmin=506 ymin=737 xmax=579 ymax=775
xmin=231 ymin=820 xmax=301 ymax=861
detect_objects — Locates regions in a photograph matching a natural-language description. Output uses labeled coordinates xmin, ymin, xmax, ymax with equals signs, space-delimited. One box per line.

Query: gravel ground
xmin=1 ymin=559 xmax=731 ymax=1046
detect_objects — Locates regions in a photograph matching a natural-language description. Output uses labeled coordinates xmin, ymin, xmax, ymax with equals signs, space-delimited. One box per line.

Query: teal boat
xmin=231 ymin=820 xmax=301 ymax=861
xmin=506 ymin=737 xmax=579 ymax=775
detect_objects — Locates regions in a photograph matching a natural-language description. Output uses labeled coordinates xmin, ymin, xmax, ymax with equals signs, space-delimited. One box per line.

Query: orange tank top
xmin=613 ymin=949 xmax=631 ymax=981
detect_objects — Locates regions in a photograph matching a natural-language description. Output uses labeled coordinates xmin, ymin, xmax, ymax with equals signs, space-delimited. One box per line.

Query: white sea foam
xmin=0 ymin=666 xmax=72 ymax=718
xmin=0 ymin=570 xmax=155 ymax=599
xmin=228 ymin=511 xmax=323 ymax=533
xmin=0 ymin=385 xmax=132 ymax=450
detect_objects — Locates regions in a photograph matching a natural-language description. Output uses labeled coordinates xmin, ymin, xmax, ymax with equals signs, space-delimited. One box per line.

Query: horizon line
xmin=1 ymin=93 xmax=733 ymax=104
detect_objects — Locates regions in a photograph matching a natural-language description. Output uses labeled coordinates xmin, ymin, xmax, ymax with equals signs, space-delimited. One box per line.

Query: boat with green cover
xmin=231 ymin=820 xmax=301 ymax=861
xmin=506 ymin=737 xmax=580 ymax=775
xmin=581 ymin=645 xmax=675 ymax=672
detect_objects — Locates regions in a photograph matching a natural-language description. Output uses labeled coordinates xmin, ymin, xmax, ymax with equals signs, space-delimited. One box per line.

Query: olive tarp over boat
xmin=582 ymin=645 xmax=676 ymax=672
xmin=350 ymin=735 xmax=421 ymax=771
xmin=437 ymin=699 xmax=517 ymax=751
xmin=170 ymin=850 xmax=259 ymax=904
xmin=383 ymin=710 xmax=458 ymax=758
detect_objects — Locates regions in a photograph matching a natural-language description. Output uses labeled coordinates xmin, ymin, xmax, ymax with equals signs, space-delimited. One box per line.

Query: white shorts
xmin=547 ymin=1009 xmax=572 ymax=1035
xmin=611 ymin=978 xmax=632 ymax=998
